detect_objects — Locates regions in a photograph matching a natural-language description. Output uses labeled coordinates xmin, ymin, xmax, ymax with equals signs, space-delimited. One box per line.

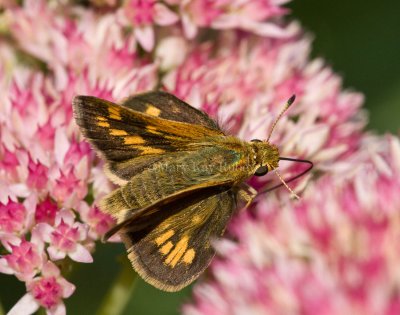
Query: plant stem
xmin=96 ymin=258 xmax=138 ymax=315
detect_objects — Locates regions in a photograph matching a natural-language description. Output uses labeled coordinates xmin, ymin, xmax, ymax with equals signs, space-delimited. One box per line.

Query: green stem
xmin=96 ymin=258 xmax=138 ymax=315
xmin=0 ymin=301 xmax=4 ymax=315
xmin=38 ymin=308 xmax=47 ymax=315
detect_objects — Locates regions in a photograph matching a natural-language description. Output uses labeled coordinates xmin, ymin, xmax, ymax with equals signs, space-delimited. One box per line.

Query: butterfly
xmin=73 ymin=91 xmax=312 ymax=292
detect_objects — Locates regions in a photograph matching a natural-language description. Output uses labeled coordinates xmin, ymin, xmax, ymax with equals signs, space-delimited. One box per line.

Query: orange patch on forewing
xmin=96 ymin=116 xmax=110 ymax=127
xmin=108 ymin=106 xmax=121 ymax=120
xmin=138 ymin=146 xmax=164 ymax=155
xmin=145 ymin=104 xmax=161 ymax=117
xmin=97 ymin=121 xmax=110 ymax=128
xmin=146 ymin=125 xmax=162 ymax=135
xmin=123 ymin=135 xmax=145 ymax=145
xmin=155 ymin=230 xmax=174 ymax=246
xmin=182 ymin=248 xmax=195 ymax=264
xmin=110 ymin=129 xmax=128 ymax=136
xmin=165 ymin=236 xmax=188 ymax=267
xmin=159 ymin=241 xmax=173 ymax=255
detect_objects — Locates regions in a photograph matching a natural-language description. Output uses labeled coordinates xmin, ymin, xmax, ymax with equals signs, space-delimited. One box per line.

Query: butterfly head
xmin=249 ymin=139 xmax=279 ymax=176
xmin=247 ymin=94 xmax=295 ymax=177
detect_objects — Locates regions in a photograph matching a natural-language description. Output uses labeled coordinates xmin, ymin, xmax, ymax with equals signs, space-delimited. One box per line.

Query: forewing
xmin=73 ymin=95 xmax=224 ymax=183
xmin=121 ymin=91 xmax=221 ymax=130
xmin=120 ymin=188 xmax=236 ymax=292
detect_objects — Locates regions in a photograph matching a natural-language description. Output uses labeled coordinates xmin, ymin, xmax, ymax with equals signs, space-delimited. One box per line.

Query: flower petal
xmin=33 ymin=223 xmax=54 ymax=243
xmin=68 ymin=244 xmax=93 ymax=263
xmin=56 ymin=209 xmax=75 ymax=226
xmin=7 ymin=293 xmax=40 ymax=315
xmin=134 ymin=26 xmax=154 ymax=52
xmin=54 ymin=128 xmax=70 ymax=167
xmin=47 ymin=302 xmax=66 ymax=315
xmin=0 ymin=258 xmax=14 ymax=274
xmin=47 ymin=246 xmax=66 ymax=261
xmin=41 ymin=261 xmax=61 ymax=277
xmin=154 ymin=3 xmax=179 ymax=26
xmin=59 ymin=278 xmax=76 ymax=298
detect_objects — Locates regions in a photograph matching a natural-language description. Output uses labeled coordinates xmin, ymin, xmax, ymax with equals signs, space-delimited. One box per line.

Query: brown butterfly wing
xmin=73 ymin=95 xmax=224 ymax=184
xmin=120 ymin=188 xmax=236 ymax=291
xmin=121 ymin=91 xmax=220 ymax=130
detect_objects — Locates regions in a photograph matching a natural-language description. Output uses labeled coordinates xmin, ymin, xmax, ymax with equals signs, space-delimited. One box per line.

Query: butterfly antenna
xmin=266 ymin=95 xmax=296 ymax=142
xmin=273 ymin=170 xmax=299 ymax=199
xmin=259 ymin=158 xmax=313 ymax=196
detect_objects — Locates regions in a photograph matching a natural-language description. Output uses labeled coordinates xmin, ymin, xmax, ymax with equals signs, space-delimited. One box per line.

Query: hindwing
xmin=120 ymin=188 xmax=236 ymax=291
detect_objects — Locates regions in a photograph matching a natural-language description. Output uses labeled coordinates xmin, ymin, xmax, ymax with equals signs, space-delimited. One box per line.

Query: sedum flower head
xmin=184 ymin=136 xmax=400 ymax=315
xmin=0 ymin=0 xmax=157 ymax=313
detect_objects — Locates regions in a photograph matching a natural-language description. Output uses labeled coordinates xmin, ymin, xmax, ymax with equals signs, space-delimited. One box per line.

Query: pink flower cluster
xmin=185 ymin=136 xmax=400 ymax=315
xmin=0 ymin=1 xmax=157 ymax=313
xmin=0 ymin=0 xmax=398 ymax=314
xmin=90 ymin=0 xmax=295 ymax=51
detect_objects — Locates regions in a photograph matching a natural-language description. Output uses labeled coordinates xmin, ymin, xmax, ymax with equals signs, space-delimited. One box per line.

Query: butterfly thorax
xmin=205 ymin=136 xmax=279 ymax=185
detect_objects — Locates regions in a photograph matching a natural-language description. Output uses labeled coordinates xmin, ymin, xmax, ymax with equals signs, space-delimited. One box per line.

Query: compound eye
xmin=254 ymin=165 xmax=268 ymax=176
xmin=251 ymin=139 xmax=262 ymax=143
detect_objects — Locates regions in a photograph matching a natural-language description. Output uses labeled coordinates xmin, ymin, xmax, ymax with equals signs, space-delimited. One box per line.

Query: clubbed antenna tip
xmin=287 ymin=94 xmax=296 ymax=106
xmin=266 ymin=94 xmax=297 ymax=142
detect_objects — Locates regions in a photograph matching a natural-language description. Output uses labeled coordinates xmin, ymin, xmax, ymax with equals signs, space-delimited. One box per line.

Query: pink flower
xmin=52 ymin=168 xmax=87 ymax=206
xmin=8 ymin=261 xmax=75 ymax=315
xmin=180 ymin=0 xmax=295 ymax=38
xmin=0 ymin=199 xmax=26 ymax=234
xmin=121 ymin=0 xmax=179 ymax=51
xmin=27 ymin=158 xmax=48 ymax=191
xmin=0 ymin=0 xmax=153 ymax=313
xmin=35 ymin=197 xmax=58 ymax=225
xmin=6 ymin=0 xmax=157 ymax=87
xmin=0 ymin=146 xmax=19 ymax=180
xmin=0 ymin=195 xmax=35 ymax=238
xmin=79 ymin=203 xmax=115 ymax=240
xmin=36 ymin=210 xmax=93 ymax=263
xmin=0 ymin=237 xmax=45 ymax=281
xmin=63 ymin=140 xmax=91 ymax=168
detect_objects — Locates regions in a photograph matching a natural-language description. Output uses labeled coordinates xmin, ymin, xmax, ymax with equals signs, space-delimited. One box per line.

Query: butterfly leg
xmin=237 ymin=183 xmax=257 ymax=209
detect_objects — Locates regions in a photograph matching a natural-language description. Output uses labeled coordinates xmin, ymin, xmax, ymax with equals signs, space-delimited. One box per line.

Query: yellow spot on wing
xmin=160 ymin=241 xmax=173 ymax=255
xmin=124 ymin=136 xmax=145 ymax=145
xmin=165 ymin=236 xmax=188 ymax=267
xmin=96 ymin=116 xmax=110 ymax=127
xmin=108 ymin=106 xmax=121 ymax=120
xmin=155 ymin=230 xmax=174 ymax=246
xmin=110 ymin=129 xmax=128 ymax=136
xmin=183 ymin=248 xmax=195 ymax=264
xmin=110 ymin=114 xmax=120 ymax=120
xmin=97 ymin=121 xmax=110 ymax=128
xmin=137 ymin=146 xmax=165 ymax=155
xmin=192 ymin=215 xmax=202 ymax=224
xmin=146 ymin=125 xmax=162 ymax=135
xmin=145 ymin=104 xmax=161 ymax=117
